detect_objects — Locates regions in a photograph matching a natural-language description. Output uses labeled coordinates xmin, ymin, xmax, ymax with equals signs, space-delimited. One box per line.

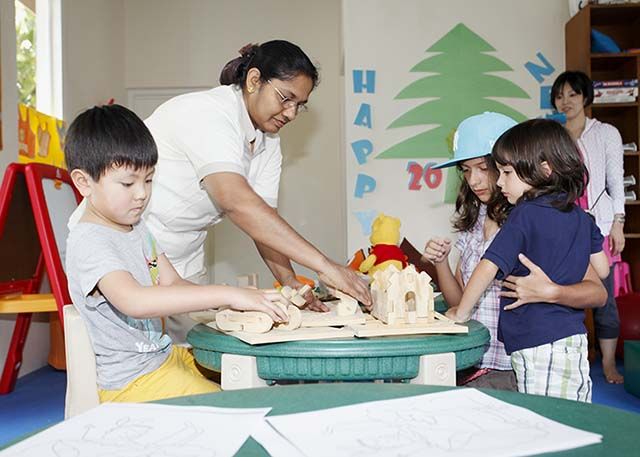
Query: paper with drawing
xmin=262 ymin=389 xmax=602 ymax=457
xmin=0 ymin=403 xmax=270 ymax=457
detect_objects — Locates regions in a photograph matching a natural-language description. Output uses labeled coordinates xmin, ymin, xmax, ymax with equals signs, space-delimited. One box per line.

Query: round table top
xmin=160 ymin=383 xmax=640 ymax=456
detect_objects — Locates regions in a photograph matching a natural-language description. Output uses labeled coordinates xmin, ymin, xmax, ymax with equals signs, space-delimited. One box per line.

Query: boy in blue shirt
xmin=447 ymin=119 xmax=608 ymax=401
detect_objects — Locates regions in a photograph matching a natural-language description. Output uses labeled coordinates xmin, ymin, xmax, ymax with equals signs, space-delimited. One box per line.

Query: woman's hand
xmin=609 ymin=220 xmax=625 ymax=257
xmin=422 ymin=237 xmax=451 ymax=264
xmin=318 ymin=260 xmax=372 ymax=310
xmin=500 ymin=253 xmax=558 ymax=310
xmin=283 ymin=277 xmax=329 ymax=312
xmin=229 ymin=288 xmax=290 ymax=322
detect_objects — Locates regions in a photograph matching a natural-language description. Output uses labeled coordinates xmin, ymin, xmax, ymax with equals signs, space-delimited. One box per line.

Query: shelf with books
xmin=592 ymin=101 xmax=638 ymax=108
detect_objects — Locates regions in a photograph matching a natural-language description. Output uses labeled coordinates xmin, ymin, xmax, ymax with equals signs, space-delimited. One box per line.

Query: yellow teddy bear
xmin=358 ymin=214 xmax=408 ymax=277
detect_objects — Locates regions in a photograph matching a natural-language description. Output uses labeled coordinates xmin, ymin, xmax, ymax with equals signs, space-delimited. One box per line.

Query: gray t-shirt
xmin=66 ymin=221 xmax=172 ymax=390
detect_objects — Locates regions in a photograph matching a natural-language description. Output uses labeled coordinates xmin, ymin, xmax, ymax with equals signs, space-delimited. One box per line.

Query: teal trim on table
xmin=160 ymin=383 xmax=640 ymax=456
xmin=188 ymin=296 xmax=489 ymax=383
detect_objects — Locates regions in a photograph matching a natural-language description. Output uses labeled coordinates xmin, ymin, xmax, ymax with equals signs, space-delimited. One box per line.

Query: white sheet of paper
xmin=262 ymin=389 xmax=602 ymax=457
xmin=1 ymin=403 xmax=270 ymax=457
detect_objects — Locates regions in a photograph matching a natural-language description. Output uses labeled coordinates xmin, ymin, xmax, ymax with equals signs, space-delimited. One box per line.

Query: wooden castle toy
xmin=370 ymin=264 xmax=434 ymax=325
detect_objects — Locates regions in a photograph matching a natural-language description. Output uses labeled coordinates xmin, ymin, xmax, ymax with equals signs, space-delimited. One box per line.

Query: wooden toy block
xmin=273 ymin=304 xmax=302 ymax=331
xmin=334 ymin=290 xmax=358 ymax=316
xmin=215 ymin=310 xmax=273 ymax=333
xmin=280 ymin=284 xmax=311 ymax=308
xmin=237 ymin=273 xmax=259 ymax=288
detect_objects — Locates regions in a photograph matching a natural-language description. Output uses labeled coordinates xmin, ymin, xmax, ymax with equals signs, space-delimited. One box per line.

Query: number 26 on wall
xmin=407 ymin=162 xmax=442 ymax=191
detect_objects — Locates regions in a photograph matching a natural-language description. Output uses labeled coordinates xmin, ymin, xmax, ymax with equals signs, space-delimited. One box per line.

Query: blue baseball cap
xmin=433 ymin=112 xmax=518 ymax=169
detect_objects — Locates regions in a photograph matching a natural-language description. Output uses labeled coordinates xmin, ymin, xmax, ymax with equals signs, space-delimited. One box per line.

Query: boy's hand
xmin=422 ymin=237 xmax=451 ymax=264
xmin=445 ymin=306 xmax=471 ymax=323
xmin=229 ymin=288 xmax=290 ymax=323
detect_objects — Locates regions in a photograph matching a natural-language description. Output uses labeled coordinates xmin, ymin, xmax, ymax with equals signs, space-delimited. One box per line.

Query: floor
xmin=0 ymin=359 xmax=639 ymax=448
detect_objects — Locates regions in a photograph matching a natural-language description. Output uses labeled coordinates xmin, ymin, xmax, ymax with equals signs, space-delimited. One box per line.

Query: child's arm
xmin=445 ymin=259 xmax=498 ymax=323
xmin=590 ymin=251 xmax=609 ymax=280
xmin=501 ymin=254 xmax=607 ymax=310
xmin=96 ymin=254 xmax=289 ymax=322
xmin=423 ymin=238 xmax=463 ymax=307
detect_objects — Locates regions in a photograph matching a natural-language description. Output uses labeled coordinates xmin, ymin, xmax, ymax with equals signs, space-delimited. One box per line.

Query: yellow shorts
xmin=99 ymin=346 xmax=220 ymax=403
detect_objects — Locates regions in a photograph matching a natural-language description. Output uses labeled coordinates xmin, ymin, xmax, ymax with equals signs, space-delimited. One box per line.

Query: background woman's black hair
xmin=219 ymin=40 xmax=319 ymax=88
xmin=550 ymin=70 xmax=594 ymax=110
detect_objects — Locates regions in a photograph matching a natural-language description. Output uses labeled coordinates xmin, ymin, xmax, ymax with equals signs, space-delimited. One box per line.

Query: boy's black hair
xmin=491 ymin=119 xmax=587 ymax=211
xmin=64 ymin=104 xmax=158 ymax=180
xmin=550 ymin=71 xmax=594 ymax=110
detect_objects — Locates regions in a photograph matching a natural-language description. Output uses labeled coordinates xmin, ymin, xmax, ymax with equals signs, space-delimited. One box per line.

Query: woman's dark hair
xmin=491 ymin=119 xmax=587 ymax=211
xmin=453 ymin=157 xmax=512 ymax=232
xmin=219 ymin=40 xmax=319 ymax=88
xmin=550 ymin=70 xmax=594 ymax=110
xmin=64 ymin=104 xmax=158 ymax=180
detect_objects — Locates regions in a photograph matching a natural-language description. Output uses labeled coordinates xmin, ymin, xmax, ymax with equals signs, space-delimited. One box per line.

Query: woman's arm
xmin=604 ymin=124 xmax=626 ymax=256
xmin=500 ymin=253 xmax=607 ymax=309
xmin=254 ymin=241 xmax=329 ymax=311
xmin=202 ymin=172 xmax=371 ymax=306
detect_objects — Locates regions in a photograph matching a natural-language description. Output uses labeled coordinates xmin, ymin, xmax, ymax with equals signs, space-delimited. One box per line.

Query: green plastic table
xmin=160 ymin=383 xmax=640 ymax=456
xmin=187 ymin=298 xmax=490 ymax=389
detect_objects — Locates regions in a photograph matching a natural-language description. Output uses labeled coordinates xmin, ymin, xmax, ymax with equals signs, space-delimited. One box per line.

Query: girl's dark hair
xmin=550 ymin=70 xmax=594 ymax=110
xmin=64 ymin=104 xmax=157 ymax=180
xmin=491 ymin=119 xmax=587 ymax=211
xmin=453 ymin=157 xmax=512 ymax=232
xmin=219 ymin=40 xmax=319 ymax=88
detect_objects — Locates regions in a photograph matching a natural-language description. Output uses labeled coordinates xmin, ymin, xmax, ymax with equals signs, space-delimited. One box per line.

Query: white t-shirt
xmin=144 ymin=85 xmax=282 ymax=279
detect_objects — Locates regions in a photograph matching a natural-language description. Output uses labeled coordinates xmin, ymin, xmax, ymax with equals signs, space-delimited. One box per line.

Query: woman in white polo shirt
xmin=144 ymin=40 xmax=371 ymax=342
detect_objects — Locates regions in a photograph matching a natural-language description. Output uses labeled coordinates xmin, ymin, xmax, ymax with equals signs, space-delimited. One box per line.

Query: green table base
xmin=160 ymin=383 xmax=640 ymax=456
xmin=188 ymin=314 xmax=489 ymax=383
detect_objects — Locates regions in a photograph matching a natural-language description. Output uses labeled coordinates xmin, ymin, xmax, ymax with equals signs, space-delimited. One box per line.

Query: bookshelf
xmin=566 ymin=2 xmax=640 ymax=290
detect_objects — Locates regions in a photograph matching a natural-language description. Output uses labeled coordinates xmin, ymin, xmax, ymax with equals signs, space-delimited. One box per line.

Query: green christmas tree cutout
xmin=377 ymin=23 xmax=529 ymax=203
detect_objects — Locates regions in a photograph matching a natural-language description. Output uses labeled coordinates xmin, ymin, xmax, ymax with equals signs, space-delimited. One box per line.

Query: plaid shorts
xmin=510 ymin=334 xmax=592 ymax=402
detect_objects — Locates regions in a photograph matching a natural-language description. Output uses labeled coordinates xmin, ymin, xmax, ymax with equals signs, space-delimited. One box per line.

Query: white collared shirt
xmin=143 ymin=85 xmax=282 ymax=279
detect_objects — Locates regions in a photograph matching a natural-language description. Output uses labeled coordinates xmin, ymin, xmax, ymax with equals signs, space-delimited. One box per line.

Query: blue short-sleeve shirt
xmin=482 ymin=194 xmax=603 ymax=354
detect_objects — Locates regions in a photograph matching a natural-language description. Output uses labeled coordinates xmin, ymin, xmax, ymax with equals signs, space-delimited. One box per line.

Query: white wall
xmin=123 ymin=0 xmax=345 ymax=287
xmin=344 ymin=0 xmax=569 ymax=256
xmin=61 ymin=0 xmax=126 ymax=123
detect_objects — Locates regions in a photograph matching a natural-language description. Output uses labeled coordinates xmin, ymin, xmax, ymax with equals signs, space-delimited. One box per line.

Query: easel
xmin=0 ymin=163 xmax=81 ymax=394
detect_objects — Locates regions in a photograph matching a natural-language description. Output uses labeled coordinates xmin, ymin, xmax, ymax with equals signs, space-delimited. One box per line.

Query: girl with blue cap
xmin=424 ymin=112 xmax=607 ymax=391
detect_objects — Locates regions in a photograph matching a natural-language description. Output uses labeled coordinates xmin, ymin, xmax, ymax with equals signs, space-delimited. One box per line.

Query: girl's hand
xmin=229 ymin=288 xmax=290 ymax=322
xmin=445 ymin=306 xmax=471 ymax=323
xmin=609 ymin=221 xmax=625 ymax=257
xmin=422 ymin=237 xmax=451 ymax=264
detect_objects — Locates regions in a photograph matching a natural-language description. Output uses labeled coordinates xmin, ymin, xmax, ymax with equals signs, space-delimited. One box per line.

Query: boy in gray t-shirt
xmin=65 ymin=105 xmax=288 ymax=403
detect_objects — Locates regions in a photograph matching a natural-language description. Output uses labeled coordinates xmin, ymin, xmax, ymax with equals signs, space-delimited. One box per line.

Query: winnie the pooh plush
xmin=359 ymin=214 xmax=408 ymax=277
